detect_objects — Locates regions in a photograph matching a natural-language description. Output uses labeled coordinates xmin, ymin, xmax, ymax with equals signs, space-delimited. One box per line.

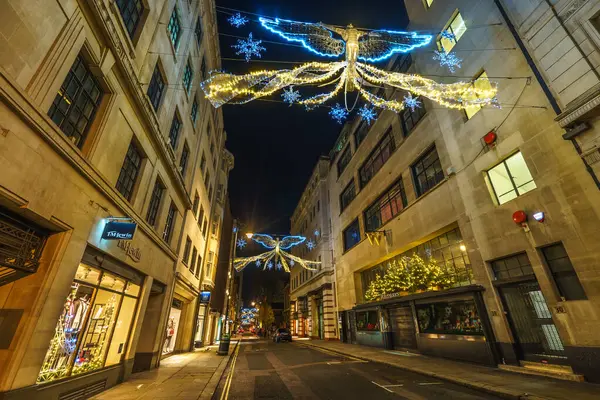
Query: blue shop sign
xmin=200 ymin=291 xmax=211 ymax=303
xmin=101 ymin=220 xmax=137 ymax=240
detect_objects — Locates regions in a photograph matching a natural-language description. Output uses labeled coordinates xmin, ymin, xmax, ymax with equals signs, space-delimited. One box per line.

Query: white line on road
xmin=417 ymin=382 xmax=443 ymax=385
xmin=371 ymin=381 xmax=394 ymax=393
xmin=383 ymin=384 xmax=404 ymax=387
xmin=327 ymin=361 xmax=342 ymax=365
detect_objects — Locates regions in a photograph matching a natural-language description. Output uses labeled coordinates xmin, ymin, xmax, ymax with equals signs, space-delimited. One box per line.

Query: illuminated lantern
xmin=512 ymin=210 xmax=527 ymax=225
xmin=483 ymin=131 xmax=497 ymax=145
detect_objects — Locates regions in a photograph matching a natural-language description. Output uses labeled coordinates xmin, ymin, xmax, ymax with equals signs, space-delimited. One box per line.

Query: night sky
xmin=215 ymin=0 xmax=409 ymax=301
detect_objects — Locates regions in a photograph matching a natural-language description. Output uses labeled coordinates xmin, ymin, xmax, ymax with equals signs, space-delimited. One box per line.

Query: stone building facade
xmin=0 ymin=0 xmax=230 ymax=398
xmin=290 ymin=157 xmax=338 ymax=340
xmin=328 ymin=0 xmax=600 ymax=383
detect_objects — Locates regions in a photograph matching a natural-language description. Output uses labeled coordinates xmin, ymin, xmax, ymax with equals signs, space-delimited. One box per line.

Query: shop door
xmin=499 ymin=281 xmax=568 ymax=364
xmin=318 ymin=301 xmax=324 ymax=339
xmin=348 ymin=310 xmax=357 ymax=344
xmin=389 ymin=305 xmax=417 ymax=350
xmin=340 ymin=311 xmax=348 ymax=343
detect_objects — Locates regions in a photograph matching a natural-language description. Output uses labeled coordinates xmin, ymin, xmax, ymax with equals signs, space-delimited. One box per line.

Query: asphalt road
xmin=215 ymin=338 xmax=502 ymax=399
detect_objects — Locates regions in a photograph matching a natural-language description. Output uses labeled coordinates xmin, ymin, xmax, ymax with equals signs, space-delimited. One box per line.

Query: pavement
xmin=214 ymin=338 xmax=504 ymax=399
xmin=298 ymin=339 xmax=600 ymax=400
xmin=91 ymin=341 xmax=238 ymax=400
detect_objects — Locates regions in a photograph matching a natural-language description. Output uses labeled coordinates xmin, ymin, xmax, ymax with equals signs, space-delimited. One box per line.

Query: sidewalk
xmin=299 ymin=340 xmax=599 ymax=400
xmin=91 ymin=342 xmax=238 ymax=400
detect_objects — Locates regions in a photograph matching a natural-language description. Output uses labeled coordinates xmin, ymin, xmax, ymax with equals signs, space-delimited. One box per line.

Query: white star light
xmin=329 ymin=103 xmax=348 ymax=124
xmin=306 ymin=240 xmax=315 ymax=251
xmin=403 ymin=94 xmax=421 ymax=111
xmin=314 ymin=230 xmax=320 ymax=237
xmin=228 ymin=13 xmax=249 ymax=28
xmin=433 ymin=50 xmax=462 ymax=73
xmin=358 ymin=104 xmax=377 ymax=125
xmin=232 ymin=33 xmax=266 ymax=62
xmin=282 ymin=87 xmax=301 ymax=105
xmin=290 ymin=259 xmax=295 ymax=266
xmin=236 ymin=238 xmax=247 ymax=249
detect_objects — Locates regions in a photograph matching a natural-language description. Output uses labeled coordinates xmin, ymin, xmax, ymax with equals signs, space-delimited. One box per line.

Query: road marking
xmin=219 ymin=344 xmax=240 ymax=400
xmin=383 ymin=384 xmax=404 ymax=387
xmin=326 ymin=361 xmax=342 ymax=365
xmin=296 ymin=343 xmax=367 ymax=363
xmin=417 ymin=382 xmax=443 ymax=385
xmin=371 ymin=381 xmax=394 ymax=393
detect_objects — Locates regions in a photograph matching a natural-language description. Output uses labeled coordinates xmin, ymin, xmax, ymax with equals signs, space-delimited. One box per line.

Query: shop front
xmin=162 ymin=299 xmax=183 ymax=355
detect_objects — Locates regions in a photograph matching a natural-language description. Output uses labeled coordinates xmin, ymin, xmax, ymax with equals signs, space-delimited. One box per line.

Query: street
xmin=215 ymin=339 xmax=502 ymax=399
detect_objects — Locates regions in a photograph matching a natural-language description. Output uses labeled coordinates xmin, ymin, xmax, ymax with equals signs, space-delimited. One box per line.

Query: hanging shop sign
xmin=200 ymin=291 xmax=211 ymax=303
xmin=102 ymin=220 xmax=137 ymax=240
xmin=117 ymin=240 xmax=141 ymax=262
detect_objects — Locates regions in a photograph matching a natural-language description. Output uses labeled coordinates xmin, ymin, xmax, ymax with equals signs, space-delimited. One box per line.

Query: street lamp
xmin=251 ymin=301 xmax=256 ymax=306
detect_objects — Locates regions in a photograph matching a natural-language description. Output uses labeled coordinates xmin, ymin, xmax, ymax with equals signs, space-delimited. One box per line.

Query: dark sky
xmin=215 ymin=0 xmax=409 ymax=302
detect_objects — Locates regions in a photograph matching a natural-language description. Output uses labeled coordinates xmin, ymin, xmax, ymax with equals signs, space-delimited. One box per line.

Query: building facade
xmin=0 ymin=0 xmax=230 ymax=398
xmin=328 ymin=0 xmax=600 ymax=383
xmin=290 ymin=157 xmax=337 ymax=340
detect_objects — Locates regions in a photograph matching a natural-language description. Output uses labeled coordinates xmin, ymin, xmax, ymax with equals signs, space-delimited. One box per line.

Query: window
xmin=208 ymin=184 xmax=213 ymax=201
xmin=210 ymin=141 xmax=215 ymax=156
xmin=337 ymin=146 xmax=352 ymax=177
xmin=416 ymin=300 xmax=483 ymax=335
xmin=392 ymin=54 xmax=412 ymax=73
xmin=202 ymin=218 xmax=208 ymax=236
xmin=199 ymin=206 xmax=204 ymax=226
xmin=168 ymin=114 xmax=181 ymax=150
xmin=167 ymin=7 xmax=181 ymax=48
xmin=491 ymin=252 xmax=534 ymax=280
xmin=400 ymin=97 xmax=426 ymax=136
xmin=206 ymin=251 xmax=215 ymax=277
xmin=200 ymin=153 xmax=206 ymax=173
xmin=438 ymin=12 xmax=467 ymax=53
xmin=212 ymin=221 xmax=218 ymax=235
xmin=486 ymin=152 xmax=536 ymax=205
xmin=359 ymin=129 xmax=395 ymax=187
xmin=343 ymin=219 xmax=361 ymax=251
xmin=195 ymin=16 xmax=203 ymax=47
xmin=541 ymin=243 xmax=586 ymax=301
xmin=354 ymin=121 xmax=370 ymax=147
xmin=163 ymin=202 xmax=177 ymax=243
xmin=317 ymin=200 xmax=320 ymax=212
xmin=192 ymin=192 xmax=200 ymax=217
xmin=364 ymin=178 xmax=407 ymax=232
xmin=340 ymin=179 xmax=356 ymax=211
xmin=182 ymin=237 xmax=192 ymax=265
xmin=180 ymin=143 xmax=190 ymax=176
xmin=116 ymin=140 xmax=143 ymax=201
xmin=191 ymin=97 xmax=199 ymax=125
xmin=205 ymin=171 xmax=211 ymax=187
xmin=183 ymin=59 xmax=193 ymax=93
xmin=115 ymin=0 xmax=144 ymax=39
xmin=201 ymin=58 xmax=207 ymax=80
xmin=147 ymin=63 xmax=165 ymax=111
xmin=412 ymin=146 xmax=444 ymax=196
xmin=356 ymin=310 xmax=379 ymax=331
xmin=195 ymin=254 xmax=202 ymax=278
xmin=465 ymin=71 xmax=494 ymax=119
xmin=37 ymin=264 xmax=141 ymax=383
xmin=48 ymin=55 xmax=103 ymax=148
xmin=190 ymin=247 xmax=198 ymax=273
xmin=146 ymin=179 xmax=164 ymax=226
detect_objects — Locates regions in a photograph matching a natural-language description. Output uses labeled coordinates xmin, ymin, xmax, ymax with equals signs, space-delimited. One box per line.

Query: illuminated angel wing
xmin=251 ymin=234 xmax=278 ymax=249
xmin=279 ymin=235 xmax=306 ymax=250
xmin=259 ymin=17 xmax=345 ymax=57
xmin=358 ymin=30 xmax=431 ymax=62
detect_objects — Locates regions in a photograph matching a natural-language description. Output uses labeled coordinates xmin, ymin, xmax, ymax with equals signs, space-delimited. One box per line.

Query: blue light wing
xmin=259 ymin=17 xmax=345 ymax=57
xmin=358 ymin=30 xmax=432 ymax=62
xmin=279 ymin=236 xmax=306 ymax=250
xmin=251 ymin=234 xmax=278 ymax=249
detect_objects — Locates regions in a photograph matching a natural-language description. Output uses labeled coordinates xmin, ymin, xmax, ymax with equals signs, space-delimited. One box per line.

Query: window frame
xmin=195 ymin=16 xmax=203 ymax=47
xmin=437 ymin=11 xmax=467 ymax=53
xmin=359 ymin=128 xmax=396 ymax=188
xmin=115 ymin=139 xmax=143 ymax=201
xmin=147 ymin=63 xmax=165 ymax=111
xmin=146 ymin=178 xmax=165 ymax=227
xmin=541 ymin=243 xmax=587 ymax=301
xmin=179 ymin=142 xmax=190 ymax=176
xmin=182 ymin=236 xmax=192 ymax=265
xmin=400 ymin=96 xmax=426 ymax=136
xmin=337 ymin=146 xmax=352 ymax=177
xmin=115 ymin=0 xmax=145 ymax=40
xmin=163 ymin=201 xmax=177 ymax=243
xmin=190 ymin=96 xmax=199 ymax=125
xmin=168 ymin=113 xmax=182 ymax=150
xmin=363 ymin=177 xmax=408 ymax=232
xmin=411 ymin=146 xmax=445 ymax=197
xmin=342 ymin=218 xmax=361 ymax=252
xmin=182 ymin=58 xmax=194 ymax=94
xmin=464 ymin=71 xmax=493 ymax=120
xmin=167 ymin=6 xmax=182 ymax=49
xmin=485 ymin=151 xmax=536 ymax=205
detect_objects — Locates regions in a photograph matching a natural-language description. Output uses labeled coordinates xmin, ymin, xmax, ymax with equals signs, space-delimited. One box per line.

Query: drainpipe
xmin=494 ymin=0 xmax=600 ymax=189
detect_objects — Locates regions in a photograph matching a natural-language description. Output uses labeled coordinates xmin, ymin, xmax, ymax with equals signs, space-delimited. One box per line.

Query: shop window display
xmin=356 ymin=310 xmax=379 ymax=331
xmin=37 ymin=264 xmax=140 ymax=383
xmin=163 ymin=299 xmax=182 ymax=354
xmin=416 ymin=300 xmax=483 ymax=335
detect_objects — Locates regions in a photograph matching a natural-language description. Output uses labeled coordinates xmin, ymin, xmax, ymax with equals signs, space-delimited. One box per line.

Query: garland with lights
xmin=234 ymin=234 xmax=320 ymax=272
xmin=364 ymin=254 xmax=457 ymax=302
xmin=202 ymin=17 xmax=498 ymax=116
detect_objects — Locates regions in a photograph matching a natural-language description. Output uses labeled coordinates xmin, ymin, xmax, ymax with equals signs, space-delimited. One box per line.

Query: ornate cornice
xmin=556 ymin=85 xmax=600 ymax=127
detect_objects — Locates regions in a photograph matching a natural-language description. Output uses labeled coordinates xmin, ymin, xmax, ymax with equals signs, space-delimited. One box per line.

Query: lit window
xmin=438 ymin=12 xmax=467 ymax=53
xmin=167 ymin=7 xmax=181 ymax=48
xmin=424 ymin=0 xmax=434 ymax=9
xmin=465 ymin=71 xmax=493 ymax=120
xmin=486 ymin=152 xmax=536 ymax=204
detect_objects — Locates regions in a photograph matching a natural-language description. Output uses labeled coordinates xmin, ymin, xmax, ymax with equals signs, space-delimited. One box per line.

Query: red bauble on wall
xmin=512 ymin=210 xmax=527 ymax=225
xmin=483 ymin=131 xmax=497 ymax=145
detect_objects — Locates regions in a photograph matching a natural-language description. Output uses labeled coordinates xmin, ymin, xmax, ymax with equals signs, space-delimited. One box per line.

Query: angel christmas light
xmin=201 ymin=17 xmax=498 ymax=113
xmin=234 ymin=234 xmax=320 ymax=272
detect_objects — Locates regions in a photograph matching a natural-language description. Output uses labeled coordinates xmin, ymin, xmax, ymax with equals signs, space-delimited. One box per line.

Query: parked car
xmin=272 ymin=328 xmax=292 ymax=343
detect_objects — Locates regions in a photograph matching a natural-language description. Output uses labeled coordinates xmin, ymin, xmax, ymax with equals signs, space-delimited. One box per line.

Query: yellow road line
xmin=220 ymin=344 xmax=240 ymax=400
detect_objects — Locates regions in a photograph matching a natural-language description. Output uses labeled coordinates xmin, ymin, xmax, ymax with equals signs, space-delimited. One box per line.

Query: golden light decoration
xmin=234 ymin=234 xmax=320 ymax=272
xmin=201 ymin=18 xmax=498 ymax=113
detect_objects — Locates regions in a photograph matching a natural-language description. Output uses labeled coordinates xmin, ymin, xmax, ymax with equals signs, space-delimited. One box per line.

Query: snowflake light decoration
xmin=490 ymin=97 xmax=501 ymax=109
xmin=440 ymin=30 xmax=456 ymax=41
xmin=329 ymin=103 xmax=348 ymax=124
xmin=306 ymin=240 xmax=315 ymax=251
xmin=236 ymin=238 xmax=247 ymax=249
xmin=255 ymin=259 xmax=262 ymax=267
xmin=276 ymin=262 xmax=282 ymax=270
xmin=234 ymin=234 xmax=320 ymax=272
xmin=314 ymin=230 xmax=320 ymax=237
xmin=358 ymin=104 xmax=377 ymax=125
xmin=433 ymin=50 xmax=462 ymax=73
xmin=282 ymin=86 xmax=301 ymax=105
xmin=267 ymin=261 xmax=273 ymax=270
xmin=232 ymin=33 xmax=266 ymax=62
xmin=290 ymin=259 xmax=295 ymax=266
xmin=228 ymin=13 xmax=249 ymax=28
xmin=403 ymin=94 xmax=421 ymax=111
